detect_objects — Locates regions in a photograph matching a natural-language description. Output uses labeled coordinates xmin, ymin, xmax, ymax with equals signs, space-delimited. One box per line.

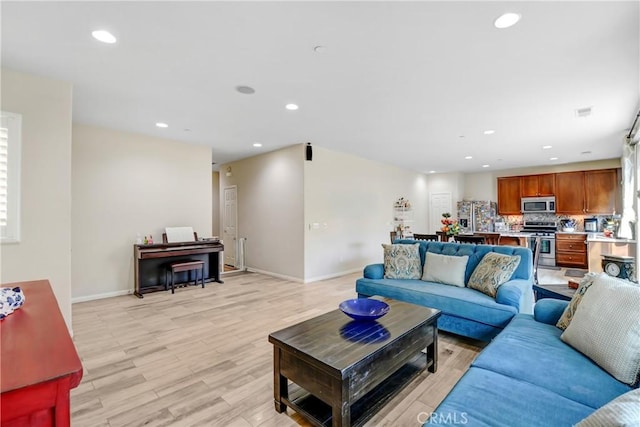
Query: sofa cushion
xmin=472 ymin=314 xmax=633 ymax=409
xmin=426 ymin=367 xmax=595 ymax=427
xmin=575 ymin=388 xmax=640 ymax=427
xmin=395 ymin=240 xmax=533 ymax=284
xmin=382 ymin=243 xmax=421 ymax=279
xmin=556 ymin=272 xmax=598 ymax=330
xmin=421 ymin=252 xmax=468 ymax=287
xmin=468 ymin=252 xmax=521 ymax=297
xmin=356 ymin=277 xmax=517 ymax=328
xmin=561 ymin=275 xmax=640 ymax=386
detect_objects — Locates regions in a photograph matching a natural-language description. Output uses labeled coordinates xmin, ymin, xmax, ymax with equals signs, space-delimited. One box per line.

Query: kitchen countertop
xmin=555 ymin=231 xmax=635 ymax=243
xmin=498 ymin=232 xmax=532 ymax=237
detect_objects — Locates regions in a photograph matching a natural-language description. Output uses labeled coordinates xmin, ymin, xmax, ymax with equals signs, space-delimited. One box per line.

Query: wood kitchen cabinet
xmin=555 ymin=171 xmax=586 ymax=214
xmin=555 ymin=169 xmax=620 ymax=215
xmin=585 ymin=168 xmax=620 ymax=214
xmin=556 ymin=233 xmax=588 ymax=268
xmin=521 ymin=174 xmax=555 ymax=197
xmin=497 ymin=177 xmax=521 ymax=215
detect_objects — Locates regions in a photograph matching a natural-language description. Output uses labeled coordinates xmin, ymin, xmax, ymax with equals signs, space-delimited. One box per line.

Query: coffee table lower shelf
xmin=280 ymin=353 xmax=429 ymax=427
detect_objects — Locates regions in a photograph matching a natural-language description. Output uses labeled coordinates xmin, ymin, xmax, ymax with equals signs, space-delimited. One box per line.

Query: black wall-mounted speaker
xmin=306 ymin=143 xmax=313 ymax=161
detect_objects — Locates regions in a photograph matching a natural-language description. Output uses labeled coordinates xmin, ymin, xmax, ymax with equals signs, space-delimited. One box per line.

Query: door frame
xmin=223 ymin=185 xmax=238 ymax=268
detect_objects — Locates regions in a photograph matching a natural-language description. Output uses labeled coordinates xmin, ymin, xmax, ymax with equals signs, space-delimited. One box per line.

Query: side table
xmin=533 ymin=283 xmax=577 ymax=301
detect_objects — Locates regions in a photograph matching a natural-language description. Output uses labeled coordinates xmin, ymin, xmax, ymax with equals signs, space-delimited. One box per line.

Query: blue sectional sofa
xmin=427 ymin=299 xmax=636 ymax=426
xmin=356 ymin=240 xmax=534 ymax=341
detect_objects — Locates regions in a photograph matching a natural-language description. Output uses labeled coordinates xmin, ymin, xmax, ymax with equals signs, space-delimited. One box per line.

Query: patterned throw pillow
xmin=468 ymin=252 xmax=521 ymax=298
xmin=556 ymin=272 xmax=599 ymax=330
xmin=382 ymin=243 xmax=422 ymax=279
xmin=561 ymin=274 xmax=640 ymax=386
xmin=575 ymin=389 xmax=640 ymax=427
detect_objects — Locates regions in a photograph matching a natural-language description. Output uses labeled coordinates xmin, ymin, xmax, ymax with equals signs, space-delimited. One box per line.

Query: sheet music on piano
xmin=165 ymin=226 xmax=195 ymax=243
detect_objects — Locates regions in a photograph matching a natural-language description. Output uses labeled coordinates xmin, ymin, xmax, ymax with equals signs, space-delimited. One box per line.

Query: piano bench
xmin=165 ymin=260 xmax=205 ymax=294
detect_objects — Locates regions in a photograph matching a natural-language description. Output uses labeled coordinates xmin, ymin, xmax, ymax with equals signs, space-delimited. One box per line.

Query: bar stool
xmin=166 ymin=260 xmax=205 ymax=294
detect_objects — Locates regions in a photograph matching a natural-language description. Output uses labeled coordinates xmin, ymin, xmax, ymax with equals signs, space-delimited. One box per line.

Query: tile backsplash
xmin=496 ymin=213 xmax=621 ymax=232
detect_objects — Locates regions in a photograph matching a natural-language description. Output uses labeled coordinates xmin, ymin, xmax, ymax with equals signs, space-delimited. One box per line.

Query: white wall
xmin=304 ymin=146 xmax=430 ymax=282
xmin=0 ymin=69 xmax=73 ymax=328
xmin=72 ymin=124 xmax=212 ymax=300
xmin=219 ymin=145 xmax=304 ymax=280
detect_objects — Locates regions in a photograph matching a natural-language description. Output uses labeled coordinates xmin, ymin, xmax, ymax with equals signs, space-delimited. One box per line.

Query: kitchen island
xmin=586 ymin=233 xmax=636 ymax=274
xmin=498 ymin=232 xmax=531 ymax=248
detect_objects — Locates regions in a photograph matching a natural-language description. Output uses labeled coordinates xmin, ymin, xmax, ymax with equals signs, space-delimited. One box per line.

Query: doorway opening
xmin=222 ymin=186 xmax=240 ymax=273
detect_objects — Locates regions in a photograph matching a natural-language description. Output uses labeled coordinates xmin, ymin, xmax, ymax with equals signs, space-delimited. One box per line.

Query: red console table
xmin=0 ymin=280 xmax=83 ymax=426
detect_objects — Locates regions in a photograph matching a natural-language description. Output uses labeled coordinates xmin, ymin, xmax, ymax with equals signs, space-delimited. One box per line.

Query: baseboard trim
xmin=72 ymin=289 xmax=131 ymax=304
xmin=246 ymin=267 xmax=304 ymax=283
xmin=303 ymin=268 xmax=362 ymax=284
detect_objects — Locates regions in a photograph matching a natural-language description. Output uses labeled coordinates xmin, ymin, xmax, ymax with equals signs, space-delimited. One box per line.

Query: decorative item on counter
xmin=560 ymin=219 xmax=577 ymax=232
xmin=144 ymin=236 xmax=149 ymax=244
xmin=441 ymin=212 xmax=460 ymax=236
xmin=0 ymin=287 xmax=25 ymax=320
xmin=603 ymin=218 xmax=618 ymax=237
xmin=148 ymin=235 xmax=154 ymax=244
xmin=136 ymin=233 xmax=143 ymax=244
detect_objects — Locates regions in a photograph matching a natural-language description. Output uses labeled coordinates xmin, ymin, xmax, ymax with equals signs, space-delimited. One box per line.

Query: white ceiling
xmin=2 ymin=1 xmax=639 ymax=173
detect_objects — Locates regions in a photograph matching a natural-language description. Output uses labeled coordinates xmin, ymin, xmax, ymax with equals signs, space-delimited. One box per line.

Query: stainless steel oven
xmin=522 ymin=221 xmax=558 ymax=267
xmin=529 ymin=235 xmax=556 ymax=266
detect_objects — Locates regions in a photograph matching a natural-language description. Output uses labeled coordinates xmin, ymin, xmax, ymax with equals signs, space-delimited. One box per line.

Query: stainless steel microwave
xmin=521 ymin=196 xmax=556 ymax=213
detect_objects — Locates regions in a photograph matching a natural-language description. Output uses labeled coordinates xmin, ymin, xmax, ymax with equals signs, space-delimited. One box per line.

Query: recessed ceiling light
xmin=236 ymin=86 xmax=255 ymax=95
xmin=483 ymin=130 xmax=495 ymax=135
xmin=464 ymin=156 xmax=473 ymax=160
xmin=550 ymin=157 xmax=559 ymax=161
xmin=92 ymin=30 xmax=117 ymax=44
xmin=155 ymin=122 xmax=168 ymax=128
xmin=285 ymin=103 xmax=299 ymax=110
xmin=429 ymin=170 xmax=436 ymax=174
xmin=581 ymin=151 xmax=592 ymax=155
xmin=313 ymin=46 xmax=327 ymax=53
xmin=494 ymin=13 xmax=521 ymax=29
xmin=482 ymin=164 xmax=490 ymax=168
xmin=542 ymin=145 xmax=553 ymax=150
xmin=458 ymin=135 xmax=465 ymax=139
xmin=253 ymin=143 xmax=262 ymax=148
xmin=184 ymin=128 xmax=191 ymax=132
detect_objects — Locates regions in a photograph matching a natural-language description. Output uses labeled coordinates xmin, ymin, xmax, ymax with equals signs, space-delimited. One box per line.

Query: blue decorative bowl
xmin=339 ymin=299 xmax=390 ymax=322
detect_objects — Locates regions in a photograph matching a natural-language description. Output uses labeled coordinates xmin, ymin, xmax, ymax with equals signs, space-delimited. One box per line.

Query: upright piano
xmin=134 ymin=240 xmax=224 ymax=298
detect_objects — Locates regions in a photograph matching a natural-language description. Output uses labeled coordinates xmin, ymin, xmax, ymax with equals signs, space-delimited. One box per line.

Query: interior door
xmin=223 ymin=186 xmax=237 ymax=267
xmin=429 ymin=192 xmax=452 ymax=235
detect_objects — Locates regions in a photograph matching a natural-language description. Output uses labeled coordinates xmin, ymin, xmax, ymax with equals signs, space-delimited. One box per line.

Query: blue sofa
xmin=356 ymin=241 xmax=534 ymax=341
xmin=427 ymin=299 xmax=636 ymax=426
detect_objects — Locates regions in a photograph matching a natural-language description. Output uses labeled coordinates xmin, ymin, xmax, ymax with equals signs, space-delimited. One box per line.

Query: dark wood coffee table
xmin=268 ymin=299 xmax=440 ymax=427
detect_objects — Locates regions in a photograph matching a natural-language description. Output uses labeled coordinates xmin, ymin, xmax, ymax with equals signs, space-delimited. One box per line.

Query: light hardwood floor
xmin=71 ymin=272 xmax=485 ymax=427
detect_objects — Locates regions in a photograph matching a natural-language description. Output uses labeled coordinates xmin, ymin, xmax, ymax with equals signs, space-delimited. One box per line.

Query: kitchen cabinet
xmin=521 ymin=174 xmax=555 ymax=197
xmin=555 ymin=169 xmax=620 ymax=215
xmin=497 ymin=177 xmax=521 ymax=215
xmin=555 ymin=171 xmax=586 ymax=214
xmin=585 ymin=168 xmax=620 ymax=214
xmin=556 ymin=233 xmax=588 ymax=268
